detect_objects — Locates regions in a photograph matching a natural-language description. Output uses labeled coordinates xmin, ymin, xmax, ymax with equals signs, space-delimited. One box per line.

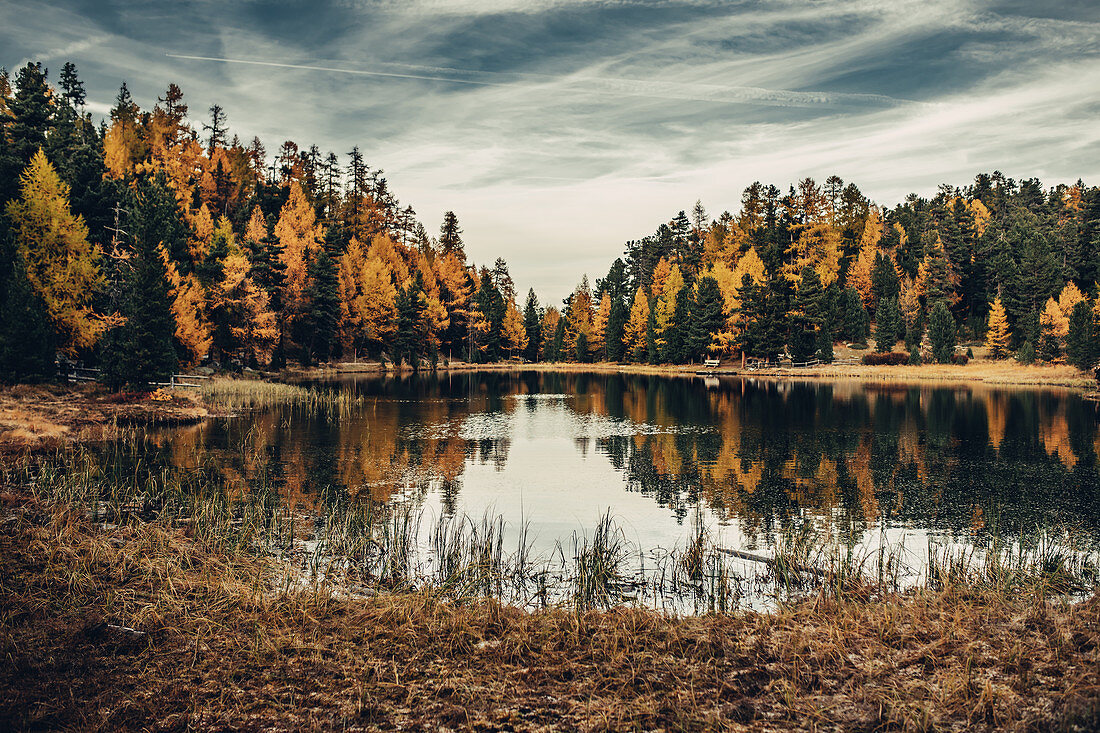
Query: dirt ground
xmin=1 ymin=493 xmax=1098 ymax=732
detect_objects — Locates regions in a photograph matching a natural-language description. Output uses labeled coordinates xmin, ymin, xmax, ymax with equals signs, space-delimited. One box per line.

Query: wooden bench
xmin=703 ymin=358 xmax=720 ymax=368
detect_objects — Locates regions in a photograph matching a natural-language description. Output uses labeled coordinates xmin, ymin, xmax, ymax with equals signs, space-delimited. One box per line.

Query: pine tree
xmin=302 ymin=248 xmax=340 ymax=364
xmin=1066 ymin=299 xmax=1096 ymax=371
xmin=439 ymin=211 xmax=463 ymax=257
xmin=523 ymin=288 xmax=541 ymax=361
xmin=874 ymin=297 xmax=901 ymax=353
xmin=7 ymin=63 xmax=53 ymax=169
xmin=101 ymin=187 xmax=179 ymax=390
xmin=645 ymin=305 xmax=658 ymax=364
xmin=689 ymin=276 xmax=724 ymax=360
xmin=929 ymin=301 xmax=956 ymax=364
xmin=395 ymin=279 xmax=428 ymax=368
xmin=1017 ymin=340 xmax=1035 ymax=365
xmin=985 ymin=296 xmax=1011 ymax=358
xmin=839 ymin=287 xmax=868 ymax=343
xmin=662 ymin=287 xmax=692 ymax=363
xmin=551 ymin=316 xmax=566 ymax=362
xmin=0 ymin=225 xmax=55 ymax=382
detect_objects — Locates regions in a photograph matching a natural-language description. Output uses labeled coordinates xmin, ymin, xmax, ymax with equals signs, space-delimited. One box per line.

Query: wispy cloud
xmin=4 ymin=0 xmax=1100 ymax=299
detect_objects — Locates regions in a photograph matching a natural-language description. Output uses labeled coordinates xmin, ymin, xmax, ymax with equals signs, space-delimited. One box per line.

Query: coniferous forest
xmin=4 ymin=60 xmax=1100 ymax=386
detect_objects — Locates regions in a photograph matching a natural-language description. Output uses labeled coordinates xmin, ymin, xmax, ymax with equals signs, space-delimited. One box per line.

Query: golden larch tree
xmin=623 ymin=287 xmax=650 ymax=361
xmin=275 ymin=180 xmax=323 ymax=318
xmin=211 ymin=253 xmax=278 ymax=363
xmin=653 ymin=263 xmax=684 ymax=348
xmin=502 ymin=300 xmax=528 ymax=355
xmin=985 ymin=296 xmax=1011 ymax=358
xmin=591 ymin=291 xmax=611 ymax=359
xmin=161 ymin=250 xmax=212 ymax=365
xmin=1057 ymin=281 xmax=1085 ymax=321
xmin=5 ymin=150 xmax=105 ymax=354
xmin=564 ymin=278 xmax=593 ymax=358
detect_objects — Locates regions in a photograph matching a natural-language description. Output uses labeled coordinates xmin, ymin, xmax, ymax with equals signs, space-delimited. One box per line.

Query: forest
xmin=3 ymin=60 xmax=1100 ymax=386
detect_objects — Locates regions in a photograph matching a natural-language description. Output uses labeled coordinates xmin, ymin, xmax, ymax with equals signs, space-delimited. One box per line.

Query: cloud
xmin=4 ymin=0 xmax=1100 ymax=300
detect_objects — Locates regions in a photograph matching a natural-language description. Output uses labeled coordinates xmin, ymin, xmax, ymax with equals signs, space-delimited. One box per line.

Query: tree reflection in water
xmin=148 ymin=372 xmax=1100 ymax=552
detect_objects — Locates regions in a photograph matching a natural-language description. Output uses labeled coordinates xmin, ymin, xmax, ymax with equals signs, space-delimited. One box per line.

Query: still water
xmin=162 ymin=372 xmax=1100 ymax=572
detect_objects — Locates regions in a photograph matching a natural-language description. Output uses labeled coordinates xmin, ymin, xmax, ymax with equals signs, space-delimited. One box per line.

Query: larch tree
xmin=6 ymin=149 xmax=104 ymax=354
xmin=653 ymin=263 xmax=684 ymax=356
xmin=564 ymin=277 xmax=593 ymax=361
xmin=623 ymin=288 xmax=650 ymax=362
xmin=591 ymin=291 xmax=611 ymax=361
xmin=1038 ymin=297 xmax=1066 ymax=361
xmin=985 ymin=296 xmax=1011 ymax=358
xmin=275 ymin=180 xmax=323 ymax=324
xmin=209 ymin=252 xmax=278 ymax=365
xmin=502 ymin=300 xmax=528 ymax=356
xmin=163 ymin=248 xmax=212 ymax=365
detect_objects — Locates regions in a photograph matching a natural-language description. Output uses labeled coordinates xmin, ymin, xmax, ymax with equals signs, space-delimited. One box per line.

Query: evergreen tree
xmin=1017 ymin=340 xmax=1035 ymax=365
xmin=574 ymin=331 xmax=589 ymax=363
xmin=302 ymin=248 xmax=340 ymax=364
xmin=874 ymin=297 xmax=901 ymax=352
xmin=661 ymin=286 xmax=692 ymax=363
xmin=1066 ymin=299 xmax=1096 ymax=371
xmin=928 ymin=301 xmax=956 ymax=364
xmin=869 ymin=252 xmax=900 ymax=311
xmin=600 ymin=259 xmax=630 ymax=361
xmin=689 ymin=276 xmax=724 ymax=361
xmin=522 ymin=288 xmax=541 ymax=361
xmin=439 ymin=211 xmax=463 ymax=256
xmin=791 ymin=266 xmax=825 ymax=362
xmin=7 ymin=63 xmax=53 ymax=171
xmin=101 ymin=187 xmax=179 ymax=390
xmin=395 ymin=279 xmax=428 ymax=368
xmin=551 ymin=316 xmax=565 ymax=362
xmin=0 ymin=220 xmax=55 ymax=382
xmin=839 ymin=287 xmax=868 ymax=343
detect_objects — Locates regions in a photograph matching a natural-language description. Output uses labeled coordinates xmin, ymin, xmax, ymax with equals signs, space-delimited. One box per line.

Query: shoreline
xmin=2 ymin=360 xmax=1094 ymax=453
xmin=314 ymin=358 xmax=1097 ymax=388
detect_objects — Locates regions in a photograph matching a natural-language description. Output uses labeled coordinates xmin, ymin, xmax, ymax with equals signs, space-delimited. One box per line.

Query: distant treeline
xmin=2 ymin=60 xmax=1100 ymax=387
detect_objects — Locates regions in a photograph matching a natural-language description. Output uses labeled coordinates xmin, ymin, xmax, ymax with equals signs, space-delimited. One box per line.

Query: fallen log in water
xmin=716 ymin=547 xmax=827 ymax=578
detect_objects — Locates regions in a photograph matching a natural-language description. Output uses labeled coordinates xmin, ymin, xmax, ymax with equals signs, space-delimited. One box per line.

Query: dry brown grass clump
xmin=2 ymin=492 xmax=1098 ymax=732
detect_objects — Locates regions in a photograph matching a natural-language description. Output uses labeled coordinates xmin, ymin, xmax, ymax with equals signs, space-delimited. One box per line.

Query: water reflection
xmin=162 ymin=372 xmax=1100 ymax=551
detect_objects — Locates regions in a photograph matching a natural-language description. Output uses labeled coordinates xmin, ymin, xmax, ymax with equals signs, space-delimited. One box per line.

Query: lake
xmin=149 ymin=371 xmax=1100 ymax=608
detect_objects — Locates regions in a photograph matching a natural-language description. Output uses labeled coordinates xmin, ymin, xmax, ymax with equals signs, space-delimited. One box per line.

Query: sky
xmin=3 ymin=0 xmax=1100 ymax=302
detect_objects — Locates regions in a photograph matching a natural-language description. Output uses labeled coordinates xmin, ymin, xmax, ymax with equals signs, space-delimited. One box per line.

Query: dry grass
xmin=0 ymin=384 xmax=214 ymax=452
xmin=2 ymin=492 xmax=1099 ymax=732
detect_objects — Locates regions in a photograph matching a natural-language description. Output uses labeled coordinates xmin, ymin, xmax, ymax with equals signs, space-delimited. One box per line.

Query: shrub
xmin=909 ymin=346 xmax=922 ymax=365
xmin=1018 ymin=340 xmax=1036 ymax=365
xmin=952 ymin=353 xmax=969 ymax=365
xmin=862 ymin=351 xmax=909 ymax=366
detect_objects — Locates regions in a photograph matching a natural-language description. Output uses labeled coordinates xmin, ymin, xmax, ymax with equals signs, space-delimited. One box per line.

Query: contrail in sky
xmin=166 ymin=53 xmax=912 ymax=109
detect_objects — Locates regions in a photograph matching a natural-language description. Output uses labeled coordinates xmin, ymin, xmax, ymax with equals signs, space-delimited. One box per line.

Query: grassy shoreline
xmin=312 ymin=358 xmax=1098 ymax=388
xmin=2 ymin=490 xmax=1098 ymax=731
